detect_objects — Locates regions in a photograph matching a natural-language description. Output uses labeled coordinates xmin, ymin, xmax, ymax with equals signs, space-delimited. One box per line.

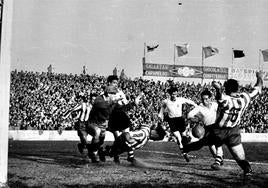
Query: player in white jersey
xmin=211 ymin=71 xmax=263 ymax=178
xmin=158 ymin=87 xmax=197 ymax=162
xmin=183 ymin=89 xmax=223 ymax=165
xmin=62 ymin=93 xmax=97 ymax=154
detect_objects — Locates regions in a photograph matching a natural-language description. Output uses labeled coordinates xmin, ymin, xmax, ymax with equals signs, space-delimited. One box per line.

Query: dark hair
xmin=107 ymin=75 xmax=118 ymax=83
xmin=167 ymin=87 xmax=178 ymax=95
xmin=224 ymin=79 xmax=239 ymax=94
xmin=201 ymin=89 xmax=212 ymax=98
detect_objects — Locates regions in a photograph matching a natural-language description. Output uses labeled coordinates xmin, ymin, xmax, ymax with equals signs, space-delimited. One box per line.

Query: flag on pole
xmin=147 ymin=44 xmax=159 ymax=52
xmin=261 ymin=49 xmax=268 ymax=62
xmin=176 ymin=44 xmax=188 ymax=57
xmin=233 ymin=49 xmax=245 ymax=58
xmin=203 ymin=46 xmax=219 ymax=58
xmin=47 ymin=64 xmax=52 ymax=73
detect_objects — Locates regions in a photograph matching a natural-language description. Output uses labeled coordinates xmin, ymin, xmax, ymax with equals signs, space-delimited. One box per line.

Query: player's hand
xmin=134 ymin=92 xmax=144 ymax=105
xmin=212 ymin=81 xmax=221 ymax=90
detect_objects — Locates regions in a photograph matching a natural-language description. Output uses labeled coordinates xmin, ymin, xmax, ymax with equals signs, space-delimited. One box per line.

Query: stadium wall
xmin=8 ymin=130 xmax=268 ymax=142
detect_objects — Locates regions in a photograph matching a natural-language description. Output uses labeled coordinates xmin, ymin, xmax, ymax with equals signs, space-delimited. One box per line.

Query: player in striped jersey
xmin=62 ymin=93 xmax=97 ymax=154
xmin=103 ymin=122 xmax=166 ymax=163
xmin=158 ymin=87 xmax=197 ymax=162
xmin=211 ymin=71 xmax=263 ymax=178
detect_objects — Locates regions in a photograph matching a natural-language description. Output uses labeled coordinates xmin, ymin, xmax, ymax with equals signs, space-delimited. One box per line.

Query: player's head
xmin=201 ymin=89 xmax=212 ymax=106
xmin=224 ymin=79 xmax=239 ymax=95
xmin=107 ymin=75 xmax=119 ymax=87
xmin=104 ymin=85 xmax=118 ymax=102
xmin=167 ymin=87 xmax=178 ymax=101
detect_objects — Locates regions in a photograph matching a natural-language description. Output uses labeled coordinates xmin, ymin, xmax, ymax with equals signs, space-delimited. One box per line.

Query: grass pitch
xmin=8 ymin=141 xmax=268 ymax=187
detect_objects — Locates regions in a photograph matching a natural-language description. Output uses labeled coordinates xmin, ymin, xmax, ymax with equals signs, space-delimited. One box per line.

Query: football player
xmin=183 ymin=89 xmax=224 ymax=165
xmin=62 ymin=93 xmax=97 ymax=154
xmin=85 ymin=85 xmax=119 ymax=163
xmin=102 ymin=121 xmax=166 ymax=163
xmin=158 ymin=87 xmax=197 ymax=162
xmin=211 ymin=71 xmax=263 ymax=179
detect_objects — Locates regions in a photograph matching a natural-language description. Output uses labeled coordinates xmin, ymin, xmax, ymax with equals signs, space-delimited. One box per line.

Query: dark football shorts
xmin=108 ymin=108 xmax=131 ymax=132
xmin=167 ymin=117 xmax=187 ymax=133
xmin=75 ymin=121 xmax=87 ymax=131
xmin=210 ymin=125 xmax=241 ymax=147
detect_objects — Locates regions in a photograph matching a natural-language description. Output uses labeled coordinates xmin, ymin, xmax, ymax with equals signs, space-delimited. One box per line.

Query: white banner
xmin=231 ymin=68 xmax=268 ymax=81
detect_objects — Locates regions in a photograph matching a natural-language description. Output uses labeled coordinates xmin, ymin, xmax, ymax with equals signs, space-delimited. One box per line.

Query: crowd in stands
xmin=9 ymin=70 xmax=268 ymax=133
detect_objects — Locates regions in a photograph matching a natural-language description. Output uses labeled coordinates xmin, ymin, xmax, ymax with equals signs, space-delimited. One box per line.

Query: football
xmin=192 ymin=125 xmax=205 ymax=139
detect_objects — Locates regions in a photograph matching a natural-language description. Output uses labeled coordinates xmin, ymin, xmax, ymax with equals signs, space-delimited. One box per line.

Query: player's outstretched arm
xmin=134 ymin=92 xmax=144 ymax=106
xmin=249 ymin=71 xmax=264 ymax=98
xmin=62 ymin=104 xmax=82 ymax=119
xmin=187 ymin=107 xmax=200 ymax=123
xmin=212 ymin=81 xmax=223 ymax=100
xmin=184 ymin=98 xmax=197 ymax=107
xmin=158 ymin=101 xmax=166 ymax=122
xmin=255 ymin=71 xmax=264 ymax=88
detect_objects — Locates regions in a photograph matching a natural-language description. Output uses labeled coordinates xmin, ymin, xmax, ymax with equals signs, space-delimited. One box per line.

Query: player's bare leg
xmin=229 ymin=144 xmax=252 ymax=175
xmin=211 ymin=146 xmax=224 ymax=170
xmin=97 ymin=130 xmax=106 ymax=162
xmin=112 ymin=130 xmax=121 ymax=163
xmin=173 ymin=131 xmax=190 ymax=162
xmin=77 ymin=129 xmax=88 ymax=154
xmin=87 ymin=126 xmax=101 ymax=163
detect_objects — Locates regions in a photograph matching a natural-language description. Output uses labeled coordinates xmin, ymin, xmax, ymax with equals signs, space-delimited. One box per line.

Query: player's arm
xmin=183 ymin=98 xmax=198 ymax=107
xmin=158 ymin=100 xmax=166 ymax=122
xmin=120 ymin=92 xmax=144 ymax=111
xmin=62 ymin=104 xmax=82 ymax=119
xmin=212 ymin=81 xmax=223 ymax=101
xmin=187 ymin=107 xmax=201 ymax=122
xmin=212 ymin=81 xmax=230 ymax=108
xmin=249 ymin=71 xmax=263 ymax=98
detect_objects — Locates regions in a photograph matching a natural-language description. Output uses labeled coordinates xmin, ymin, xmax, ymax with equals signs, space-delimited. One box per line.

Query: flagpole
xmin=231 ymin=48 xmax=234 ymax=79
xmin=201 ymin=46 xmax=204 ymax=84
xmin=258 ymin=49 xmax=261 ymax=71
xmin=172 ymin=44 xmax=176 ymax=80
xmin=174 ymin=44 xmax=176 ymax=66
xmin=144 ymin=42 xmax=146 ymax=59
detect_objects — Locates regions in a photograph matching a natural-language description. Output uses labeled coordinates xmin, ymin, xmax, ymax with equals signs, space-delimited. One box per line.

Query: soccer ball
xmin=192 ymin=125 xmax=205 ymax=139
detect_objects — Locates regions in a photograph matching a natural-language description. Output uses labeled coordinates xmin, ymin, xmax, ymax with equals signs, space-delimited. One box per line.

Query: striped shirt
xmin=126 ymin=125 xmax=151 ymax=150
xmin=63 ymin=102 xmax=92 ymax=122
xmin=216 ymin=87 xmax=261 ymax=128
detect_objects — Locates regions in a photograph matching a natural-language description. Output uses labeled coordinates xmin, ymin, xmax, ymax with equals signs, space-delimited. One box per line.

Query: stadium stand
xmin=9 ymin=70 xmax=268 ymax=134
